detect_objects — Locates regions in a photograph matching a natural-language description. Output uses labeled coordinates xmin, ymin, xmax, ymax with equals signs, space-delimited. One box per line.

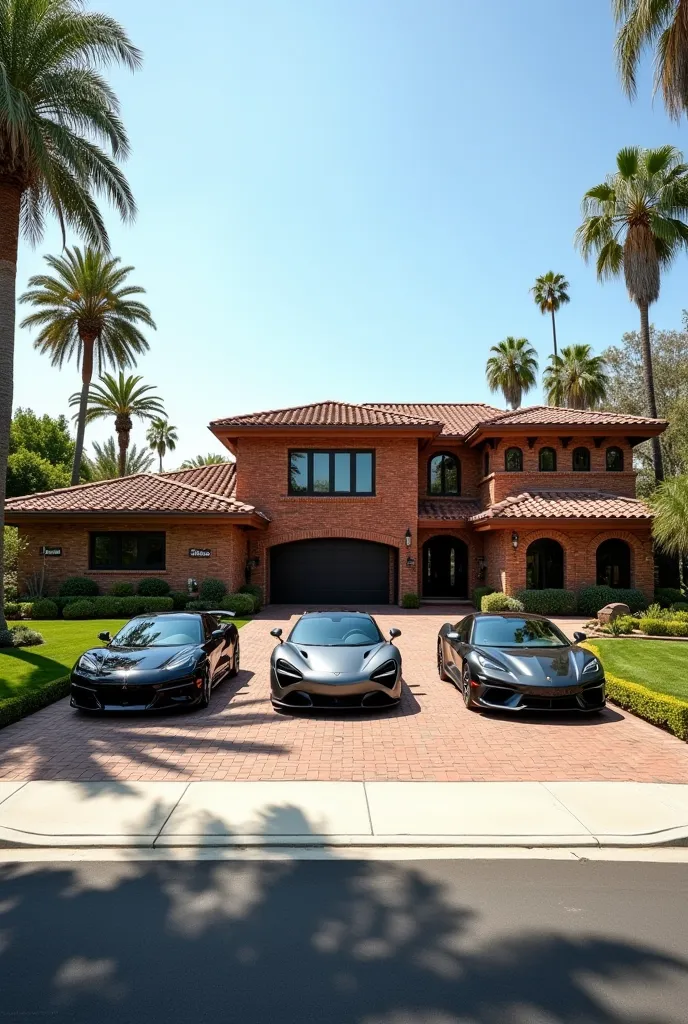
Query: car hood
xmin=474 ymin=645 xmax=596 ymax=685
xmin=77 ymin=645 xmax=201 ymax=676
xmin=278 ymin=640 xmax=393 ymax=675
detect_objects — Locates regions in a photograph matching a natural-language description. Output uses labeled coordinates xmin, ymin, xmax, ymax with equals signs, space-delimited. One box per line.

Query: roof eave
xmin=5 ymin=510 xmax=269 ymax=528
xmin=210 ymin=423 xmax=441 ymax=441
xmin=473 ymin=516 xmax=652 ymax=531
xmin=465 ymin=421 xmax=668 ymax=446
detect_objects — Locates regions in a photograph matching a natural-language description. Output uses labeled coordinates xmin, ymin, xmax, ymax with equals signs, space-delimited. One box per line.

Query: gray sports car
xmin=269 ymin=611 xmax=402 ymax=711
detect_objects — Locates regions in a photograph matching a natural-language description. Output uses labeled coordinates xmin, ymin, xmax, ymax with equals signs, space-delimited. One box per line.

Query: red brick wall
xmin=16 ymin=521 xmax=248 ymax=597
xmin=418 ymin=442 xmax=482 ymax=499
xmin=236 ymin=434 xmax=419 ymax=603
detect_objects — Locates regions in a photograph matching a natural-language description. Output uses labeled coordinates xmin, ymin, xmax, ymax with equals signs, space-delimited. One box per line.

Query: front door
xmin=423 ymin=536 xmax=468 ymax=599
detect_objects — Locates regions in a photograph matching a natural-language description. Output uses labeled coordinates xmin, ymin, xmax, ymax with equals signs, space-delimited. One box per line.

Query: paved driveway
xmin=1 ymin=607 xmax=687 ymax=782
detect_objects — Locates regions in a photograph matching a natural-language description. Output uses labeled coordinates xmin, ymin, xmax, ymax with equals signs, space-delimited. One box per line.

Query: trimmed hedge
xmin=3 ymin=602 xmax=21 ymax=619
xmin=671 ymin=602 xmax=688 ymax=613
xmin=199 ymin=577 xmax=227 ymax=603
xmin=63 ymin=599 xmax=98 ymax=619
xmin=585 ymin=643 xmax=688 ymax=742
xmin=239 ymin=583 xmax=263 ymax=611
xmin=61 ymin=596 xmax=174 ymax=619
xmin=170 ymin=590 xmax=191 ymax=610
xmin=137 ymin=578 xmax=170 ymax=597
xmin=515 ymin=589 xmax=577 ymax=615
xmin=59 ymin=576 xmax=99 ymax=597
xmin=638 ymin=618 xmax=688 ymax=637
xmin=577 ymin=586 xmax=648 ymax=617
xmin=185 ymin=600 xmax=214 ymax=611
xmin=472 ymin=586 xmax=494 ymax=610
xmin=655 ymin=588 xmax=685 ymax=609
xmin=109 ymin=582 xmax=135 ymax=597
xmin=0 ymin=675 xmax=71 ymax=730
xmin=481 ymin=592 xmax=525 ymax=612
xmin=220 ymin=593 xmax=255 ymax=615
xmin=30 ymin=598 xmax=59 ymax=620
xmin=401 ymin=592 xmax=421 ymax=609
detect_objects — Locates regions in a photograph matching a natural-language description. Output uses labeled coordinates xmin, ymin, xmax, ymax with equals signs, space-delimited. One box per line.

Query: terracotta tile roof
xmin=370 ymin=403 xmax=503 ymax=436
xmin=468 ymin=405 xmax=667 ymax=431
xmin=161 ymin=461 xmax=236 ymax=497
xmin=471 ymin=490 xmax=653 ymax=522
xmin=419 ymin=498 xmax=482 ymax=520
xmin=211 ymin=401 xmax=441 ymax=429
xmin=4 ymin=471 xmax=265 ymax=518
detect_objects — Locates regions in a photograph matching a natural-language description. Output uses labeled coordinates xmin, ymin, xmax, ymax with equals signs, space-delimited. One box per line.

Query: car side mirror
xmin=446 ymin=631 xmax=460 ymax=642
xmin=389 ymin=627 xmax=401 ymax=639
xmin=270 ymin=627 xmax=283 ymax=643
xmin=573 ymin=631 xmax=587 ymax=643
xmin=211 ymin=629 xmax=225 ymax=640
xmin=97 ymin=631 xmax=111 ymax=644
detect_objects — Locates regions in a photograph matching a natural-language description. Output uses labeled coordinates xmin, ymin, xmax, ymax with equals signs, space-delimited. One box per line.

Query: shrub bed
xmin=401 ymin=592 xmax=421 ymax=609
xmin=109 ymin=582 xmax=135 ymax=597
xmin=59 ymin=576 xmax=99 ymax=597
xmin=30 ymin=598 xmax=59 ymax=620
xmin=638 ymin=618 xmax=688 ymax=637
xmin=0 ymin=675 xmax=71 ymax=730
xmin=220 ymin=593 xmax=255 ymax=616
xmin=515 ymin=589 xmax=577 ymax=615
xmin=0 ymin=625 xmax=44 ymax=648
xmin=655 ymin=588 xmax=686 ymax=608
xmin=577 ymin=586 xmax=648 ymax=617
xmin=199 ymin=578 xmax=227 ymax=603
xmin=239 ymin=583 xmax=263 ymax=611
xmin=481 ymin=592 xmax=524 ymax=612
xmin=59 ymin=596 xmax=174 ymax=619
xmin=472 ymin=586 xmax=494 ymax=609
xmin=137 ymin=578 xmax=170 ymax=597
xmin=170 ymin=591 xmax=191 ymax=610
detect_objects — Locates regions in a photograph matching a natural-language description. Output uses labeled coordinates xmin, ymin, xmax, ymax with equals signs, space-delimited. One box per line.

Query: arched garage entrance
xmin=270 ymin=538 xmax=395 ymax=604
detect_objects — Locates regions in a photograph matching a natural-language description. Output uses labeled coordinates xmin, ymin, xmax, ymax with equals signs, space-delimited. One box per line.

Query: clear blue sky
xmin=12 ymin=0 xmax=688 ymax=466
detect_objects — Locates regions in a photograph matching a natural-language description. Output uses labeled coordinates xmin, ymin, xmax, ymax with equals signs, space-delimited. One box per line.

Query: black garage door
xmin=270 ymin=539 xmax=393 ymax=605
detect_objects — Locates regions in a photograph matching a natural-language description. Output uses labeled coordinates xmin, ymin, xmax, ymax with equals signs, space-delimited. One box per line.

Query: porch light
xmin=511 ymin=531 xmax=519 ymax=550
xmin=405 ymin=529 xmax=412 ymax=548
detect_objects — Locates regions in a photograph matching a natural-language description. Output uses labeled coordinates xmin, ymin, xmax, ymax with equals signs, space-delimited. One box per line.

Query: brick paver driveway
xmin=1 ymin=607 xmax=687 ymax=782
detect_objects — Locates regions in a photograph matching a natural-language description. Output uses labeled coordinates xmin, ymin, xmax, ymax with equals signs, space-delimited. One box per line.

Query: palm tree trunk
xmin=638 ymin=301 xmax=664 ymax=483
xmin=115 ymin=414 xmax=131 ymax=477
xmin=550 ymin=307 xmax=558 ymax=360
xmin=0 ymin=182 xmax=22 ymax=632
xmin=71 ymin=333 xmax=96 ymax=485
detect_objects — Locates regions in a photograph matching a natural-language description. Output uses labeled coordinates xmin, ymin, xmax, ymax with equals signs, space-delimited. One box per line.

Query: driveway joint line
xmin=540 ymin=782 xmax=601 ymax=848
xmin=0 ymin=781 xmax=28 ymax=808
xmin=152 ymin=781 xmax=190 ymax=846
xmin=362 ymin=782 xmax=375 ymax=836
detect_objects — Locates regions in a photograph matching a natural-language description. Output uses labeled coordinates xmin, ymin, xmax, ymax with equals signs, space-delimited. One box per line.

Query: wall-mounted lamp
xmin=404 ymin=528 xmax=412 ymax=548
xmin=511 ymin=531 xmax=519 ymax=551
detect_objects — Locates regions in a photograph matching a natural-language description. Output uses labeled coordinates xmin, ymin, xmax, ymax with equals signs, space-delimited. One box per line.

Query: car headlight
xmin=370 ymin=659 xmax=399 ymax=688
xmin=275 ymin=658 xmax=303 ymax=684
xmin=165 ymin=650 xmax=198 ymax=672
xmin=76 ymin=653 xmax=99 ymax=674
xmin=476 ymin=652 xmax=506 ymax=675
xmin=583 ymin=657 xmax=601 ymax=675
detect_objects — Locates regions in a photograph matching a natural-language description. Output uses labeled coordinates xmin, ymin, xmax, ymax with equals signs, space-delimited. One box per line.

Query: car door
xmin=202 ymin=615 xmax=223 ymax=683
xmin=446 ymin=616 xmax=473 ymax=679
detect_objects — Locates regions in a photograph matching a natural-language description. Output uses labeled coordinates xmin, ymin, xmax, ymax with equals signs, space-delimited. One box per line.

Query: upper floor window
xmin=606 ymin=446 xmax=624 ymax=472
xmin=505 ymin=447 xmax=523 ymax=472
xmin=90 ymin=531 xmax=166 ymax=571
xmin=428 ymin=452 xmax=460 ymax=495
xmin=483 ymin=450 xmax=490 ymax=477
xmin=572 ymin=446 xmax=590 ymax=471
xmin=539 ymin=447 xmax=557 ymax=472
xmin=288 ymin=450 xmax=375 ymax=496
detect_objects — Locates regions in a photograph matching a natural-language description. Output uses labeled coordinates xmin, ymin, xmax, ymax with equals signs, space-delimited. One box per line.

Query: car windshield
xmin=110 ymin=617 xmax=203 ymax=648
xmin=472 ymin=617 xmax=569 ymax=649
xmin=289 ymin=614 xmax=382 ymax=647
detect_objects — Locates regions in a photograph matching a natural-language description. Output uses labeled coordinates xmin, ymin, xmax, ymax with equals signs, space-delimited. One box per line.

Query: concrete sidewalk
xmin=2 ymin=780 xmax=688 ymax=848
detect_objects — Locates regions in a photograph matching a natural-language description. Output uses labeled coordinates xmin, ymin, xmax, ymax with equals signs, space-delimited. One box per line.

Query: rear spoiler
xmin=209 ymin=609 xmax=236 ymax=618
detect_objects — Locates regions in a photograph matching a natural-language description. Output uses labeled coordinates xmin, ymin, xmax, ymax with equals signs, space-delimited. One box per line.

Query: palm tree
xmin=542 ymin=344 xmax=609 ymax=410
xmin=531 ymin=272 xmax=570 ymax=360
xmin=614 ymin=0 xmax=688 ymax=120
xmin=485 ymin=337 xmax=538 ymax=410
xmin=0 ymin=0 xmax=140 ymax=630
xmin=576 ymin=146 xmax=688 ymax=483
xmin=146 ymin=418 xmax=178 ymax=473
xmin=86 ymin=437 xmax=154 ymax=480
xmin=20 ymin=248 xmax=155 ymax=484
xmin=71 ymin=373 xmax=165 ymax=477
xmin=180 ymin=453 xmax=230 ymax=469
xmin=651 ymin=476 xmax=688 ymax=586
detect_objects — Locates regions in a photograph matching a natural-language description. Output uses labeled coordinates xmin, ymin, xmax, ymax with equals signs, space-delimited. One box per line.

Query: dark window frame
xmin=539 ymin=446 xmax=557 ymax=472
xmin=483 ymin=450 xmax=490 ymax=477
xmin=287 ymin=449 xmax=376 ymax=496
xmin=89 ymin=531 xmax=166 ymax=571
xmin=427 ymin=451 xmax=461 ymax=496
xmin=606 ymin=446 xmax=625 ymax=472
xmin=504 ymin=446 xmax=523 ymax=472
xmin=572 ymin=446 xmax=591 ymax=472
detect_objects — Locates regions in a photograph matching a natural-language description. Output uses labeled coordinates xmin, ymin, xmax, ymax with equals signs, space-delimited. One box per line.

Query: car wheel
xmin=198 ymin=673 xmax=211 ymax=709
xmin=229 ymin=638 xmax=240 ymax=678
xmin=462 ymin=664 xmax=477 ymax=710
xmin=437 ymin=639 xmax=450 ymax=681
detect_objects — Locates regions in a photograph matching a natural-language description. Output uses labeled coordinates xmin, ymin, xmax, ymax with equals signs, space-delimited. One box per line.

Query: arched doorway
xmin=596 ymin=539 xmax=631 ymax=588
xmin=423 ymin=536 xmax=468 ymax=599
xmin=526 ymin=539 xmax=564 ymax=590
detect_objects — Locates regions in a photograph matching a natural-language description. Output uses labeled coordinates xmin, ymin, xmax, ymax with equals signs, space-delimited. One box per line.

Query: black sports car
xmin=269 ymin=611 xmax=402 ymax=711
xmin=70 ymin=611 xmax=240 ymax=712
xmin=437 ymin=612 xmax=606 ymax=712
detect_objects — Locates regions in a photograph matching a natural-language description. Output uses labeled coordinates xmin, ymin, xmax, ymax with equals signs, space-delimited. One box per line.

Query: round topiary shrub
xmin=59 ymin=576 xmax=99 ymax=597
xmin=239 ymin=583 xmax=263 ymax=610
xmin=472 ymin=586 xmax=494 ymax=610
xmin=170 ymin=591 xmax=190 ymax=610
xmin=109 ymin=582 xmax=135 ymax=597
xmin=401 ymin=592 xmax=421 ymax=609
xmin=220 ymin=593 xmax=255 ymax=616
xmin=481 ymin=592 xmax=525 ymax=613
xmin=0 ymin=625 xmax=44 ymax=647
xmin=137 ymin=578 xmax=170 ymax=597
xmin=30 ymin=598 xmax=60 ymax=620
xmin=63 ymin=599 xmax=98 ymax=619
xmin=199 ymin=578 xmax=228 ymax=603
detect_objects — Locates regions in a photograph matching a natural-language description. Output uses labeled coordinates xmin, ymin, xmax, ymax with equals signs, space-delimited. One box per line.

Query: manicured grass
xmin=593 ymin=639 xmax=688 ymax=701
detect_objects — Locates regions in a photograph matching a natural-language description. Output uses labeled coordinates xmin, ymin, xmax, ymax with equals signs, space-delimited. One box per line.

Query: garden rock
xmin=598 ymin=602 xmax=630 ymax=625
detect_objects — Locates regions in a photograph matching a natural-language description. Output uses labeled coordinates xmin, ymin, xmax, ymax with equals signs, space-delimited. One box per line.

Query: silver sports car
xmin=269 ymin=611 xmax=402 ymax=711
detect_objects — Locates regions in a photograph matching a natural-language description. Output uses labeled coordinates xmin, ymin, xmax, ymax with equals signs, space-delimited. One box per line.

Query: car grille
xmin=521 ymin=694 xmax=581 ymax=711
xmin=95 ymin=685 xmax=155 ymax=708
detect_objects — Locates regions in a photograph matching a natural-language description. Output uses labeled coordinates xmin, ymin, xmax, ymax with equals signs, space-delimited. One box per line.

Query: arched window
xmin=572 ymin=447 xmax=590 ymax=472
xmin=483 ymin=450 xmax=490 ymax=477
xmin=596 ymin=539 xmax=631 ymax=588
xmin=539 ymin=447 xmax=557 ymax=472
xmin=428 ymin=452 xmax=460 ymax=495
xmin=606 ymin=446 xmax=624 ymax=472
xmin=505 ymin=447 xmax=523 ymax=472
xmin=526 ymin=539 xmax=564 ymax=590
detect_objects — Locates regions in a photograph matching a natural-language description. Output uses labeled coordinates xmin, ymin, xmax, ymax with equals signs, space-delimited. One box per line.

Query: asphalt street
xmin=1 ymin=856 xmax=687 ymax=1023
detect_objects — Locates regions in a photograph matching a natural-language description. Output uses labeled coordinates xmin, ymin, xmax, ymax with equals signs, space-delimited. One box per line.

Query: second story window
xmin=504 ymin=447 xmax=523 ymax=472
xmin=428 ymin=453 xmax=460 ymax=495
xmin=539 ymin=446 xmax=557 ymax=472
xmin=288 ymin=450 xmax=375 ymax=496
xmin=606 ymin=446 xmax=624 ymax=472
xmin=572 ymin=446 xmax=590 ymax=471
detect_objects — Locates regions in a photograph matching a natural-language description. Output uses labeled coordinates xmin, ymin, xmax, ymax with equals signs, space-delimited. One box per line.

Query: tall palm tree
xmin=180 ymin=453 xmax=230 ymax=469
xmin=146 ymin=418 xmax=178 ymax=473
xmin=485 ymin=337 xmax=539 ymax=410
xmin=531 ymin=272 xmax=570 ymax=360
xmin=86 ymin=437 xmax=154 ymax=480
xmin=542 ymin=344 xmax=609 ymax=410
xmin=575 ymin=145 xmax=688 ymax=483
xmin=652 ymin=476 xmax=688 ymax=585
xmin=71 ymin=373 xmax=165 ymax=477
xmin=20 ymin=248 xmax=155 ymax=484
xmin=614 ymin=0 xmax=688 ymax=120
xmin=0 ymin=0 xmax=140 ymax=630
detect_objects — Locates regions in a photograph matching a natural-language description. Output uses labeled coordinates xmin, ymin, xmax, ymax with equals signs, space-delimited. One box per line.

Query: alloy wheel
xmin=462 ymin=665 xmax=473 ymax=708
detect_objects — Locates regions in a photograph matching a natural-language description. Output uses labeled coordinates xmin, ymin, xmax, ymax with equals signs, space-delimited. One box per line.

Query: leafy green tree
xmin=6 ymin=449 xmax=70 ymax=498
xmin=0 ymin=0 xmax=140 ymax=630
xmin=85 ymin=437 xmax=154 ymax=480
xmin=9 ymin=408 xmax=74 ymax=467
xmin=613 ymin=0 xmax=688 ymax=120
xmin=20 ymin=248 xmax=155 ymax=484
xmin=531 ymin=272 xmax=570 ymax=359
xmin=542 ymin=344 xmax=609 ymax=410
xmin=652 ymin=476 xmax=688 ymax=585
xmin=71 ymin=373 xmax=165 ymax=477
xmin=180 ymin=453 xmax=231 ymax=469
xmin=576 ymin=145 xmax=688 ymax=483
xmin=146 ymin=419 xmax=178 ymax=473
xmin=485 ymin=337 xmax=538 ymax=410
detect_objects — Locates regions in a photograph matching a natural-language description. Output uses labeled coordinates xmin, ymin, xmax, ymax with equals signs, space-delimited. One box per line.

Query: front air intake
xmin=370 ymin=659 xmax=399 ymax=689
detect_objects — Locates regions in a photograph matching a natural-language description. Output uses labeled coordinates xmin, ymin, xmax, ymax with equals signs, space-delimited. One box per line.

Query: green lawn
xmin=592 ymin=639 xmax=688 ymax=701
